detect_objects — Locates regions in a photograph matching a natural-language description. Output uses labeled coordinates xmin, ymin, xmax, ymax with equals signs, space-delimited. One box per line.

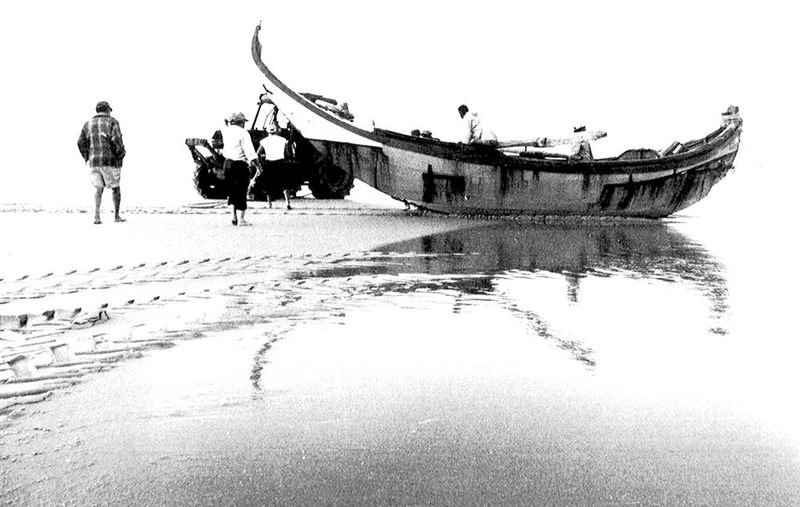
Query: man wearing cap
xmin=222 ymin=112 xmax=258 ymax=226
xmin=77 ymin=101 xmax=126 ymax=224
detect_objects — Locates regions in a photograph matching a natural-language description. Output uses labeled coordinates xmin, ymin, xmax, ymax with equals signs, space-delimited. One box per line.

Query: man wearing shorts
xmin=77 ymin=101 xmax=126 ymax=224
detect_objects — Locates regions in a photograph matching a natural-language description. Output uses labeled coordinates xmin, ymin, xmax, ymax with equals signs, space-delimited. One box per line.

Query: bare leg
xmin=239 ymin=208 xmax=249 ymax=226
xmin=112 ymin=187 xmax=125 ymax=222
xmin=284 ymin=190 xmax=291 ymax=210
xmin=94 ymin=187 xmax=103 ymax=224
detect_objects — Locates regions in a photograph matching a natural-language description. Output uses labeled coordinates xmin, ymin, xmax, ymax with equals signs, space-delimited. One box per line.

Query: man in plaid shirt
xmin=77 ymin=101 xmax=126 ymax=224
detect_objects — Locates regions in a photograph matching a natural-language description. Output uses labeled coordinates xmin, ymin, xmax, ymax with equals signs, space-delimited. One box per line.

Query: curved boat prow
xmin=252 ymin=22 xmax=262 ymax=59
xmin=251 ymin=25 xmax=379 ymax=146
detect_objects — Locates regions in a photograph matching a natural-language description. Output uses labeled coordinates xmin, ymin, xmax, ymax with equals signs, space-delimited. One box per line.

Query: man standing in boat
xmin=458 ymin=104 xmax=497 ymax=146
xmin=222 ymin=112 xmax=259 ymax=226
xmin=77 ymin=101 xmax=126 ymax=224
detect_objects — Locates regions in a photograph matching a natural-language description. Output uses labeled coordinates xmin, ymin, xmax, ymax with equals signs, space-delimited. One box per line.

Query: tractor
xmin=185 ymin=92 xmax=355 ymax=201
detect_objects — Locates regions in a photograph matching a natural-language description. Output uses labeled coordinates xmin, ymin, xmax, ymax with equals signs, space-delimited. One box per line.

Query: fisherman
xmin=77 ymin=101 xmax=126 ymax=224
xmin=256 ymin=128 xmax=293 ymax=210
xmin=458 ymin=104 xmax=497 ymax=146
xmin=222 ymin=112 xmax=259 ymax=226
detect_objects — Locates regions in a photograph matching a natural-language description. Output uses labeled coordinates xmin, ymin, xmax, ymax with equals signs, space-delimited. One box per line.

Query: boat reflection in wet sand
xmin=251 ymin=24 xmax=742 ymax=218
xmin=299 ymin=222 xmax=729 ymax=368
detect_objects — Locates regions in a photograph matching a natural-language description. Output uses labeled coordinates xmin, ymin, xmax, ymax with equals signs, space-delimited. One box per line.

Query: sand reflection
xmin=246 ymin=222 xmax=730 ymax=383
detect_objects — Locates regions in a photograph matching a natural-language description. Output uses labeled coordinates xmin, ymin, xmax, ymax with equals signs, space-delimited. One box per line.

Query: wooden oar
xmin=497 ymin=130 xmax=606 ymax=148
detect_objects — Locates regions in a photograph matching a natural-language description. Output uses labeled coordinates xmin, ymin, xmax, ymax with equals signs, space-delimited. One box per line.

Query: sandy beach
xmin=1 ymin=201 xmax=492 ymax=503
xmin=3 ymin=201 xmax=800 ymax=505
xmin=0 ymin=198 xmax=495 ymax=420
xmin=1 ymin=199 xmax=478 ymax=377
xmin=0 ymin=199 xmax=465 ymax=273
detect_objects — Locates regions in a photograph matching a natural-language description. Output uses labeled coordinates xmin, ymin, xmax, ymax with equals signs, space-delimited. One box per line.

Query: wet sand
xmin=0 ymin=201 xmax=477 ymax=375
xmin=0 ymin=200 xmax=469 ymax=276
xmin=0 ymin=203 xmax=484 ymax=503
xmin=3 ymin=205 xmax=800 ymax=505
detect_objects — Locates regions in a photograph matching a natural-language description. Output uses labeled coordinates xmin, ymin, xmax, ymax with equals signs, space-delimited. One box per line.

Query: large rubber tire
xmin=308 ymin=162 xmax=354 ymax=199
xmin=193 ymin=163 xmax=227 ymax=200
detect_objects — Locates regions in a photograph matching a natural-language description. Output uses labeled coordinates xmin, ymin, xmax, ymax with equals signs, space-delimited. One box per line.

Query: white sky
xmin=0 ymin=0 xmax=797 ymax=208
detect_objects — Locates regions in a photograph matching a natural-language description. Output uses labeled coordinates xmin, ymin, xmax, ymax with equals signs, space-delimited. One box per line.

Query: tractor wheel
xmin=308 ymin=162 xmax=354 ymax=199
xmin=193 ymin=163 xmax=227 ymax=200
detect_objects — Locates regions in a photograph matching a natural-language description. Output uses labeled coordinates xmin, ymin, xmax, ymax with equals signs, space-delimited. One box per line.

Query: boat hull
xmin=308 ymin=131 xmax=738 ymax=218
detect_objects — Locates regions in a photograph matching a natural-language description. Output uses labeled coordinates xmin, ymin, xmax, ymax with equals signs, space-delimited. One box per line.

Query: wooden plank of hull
xmin=308 ymin=131 xmax=738 ymax=218
xmin=595 ymin=161 xmax=733 ymax=217
xmin=422 ymin=143 xmax=737 ymax=218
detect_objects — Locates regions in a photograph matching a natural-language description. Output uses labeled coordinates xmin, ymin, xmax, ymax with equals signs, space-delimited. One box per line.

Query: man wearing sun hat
xmin=221 ymin=112 xmax=259 ymax=226
xmin=77 ymin=101 xmax=126 ymax=224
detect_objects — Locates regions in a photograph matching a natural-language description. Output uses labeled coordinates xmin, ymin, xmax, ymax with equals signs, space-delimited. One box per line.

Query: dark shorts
xmin=224 ymin=159 xmax=250 ymax=210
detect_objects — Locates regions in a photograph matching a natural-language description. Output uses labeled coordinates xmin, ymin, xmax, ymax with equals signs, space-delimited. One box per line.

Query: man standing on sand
xmin=222 ymin=112 xmax=259 ymax=226
xmin=256 ymin=128 xmax=293 ymax=210
xmin=77 ymin=101 xmax=126 ymax=224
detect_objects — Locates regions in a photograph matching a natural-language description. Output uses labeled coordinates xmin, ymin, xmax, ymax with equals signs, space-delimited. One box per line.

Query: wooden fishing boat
xmin=251 ymin=25 xmax=742 ymax=218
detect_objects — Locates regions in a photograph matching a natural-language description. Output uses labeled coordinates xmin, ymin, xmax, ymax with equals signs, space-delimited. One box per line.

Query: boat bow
xmin=251 ymin=24 xmax=380 ymax=147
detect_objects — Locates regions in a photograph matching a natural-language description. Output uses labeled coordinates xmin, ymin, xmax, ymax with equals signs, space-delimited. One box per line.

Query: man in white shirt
xmin=458 ymin=104 xmax=497 ymax=146
xmin=222 ymin=112 xmax=259 ymax=225
xmin=256 ymin=129 xmax=293 ymax=210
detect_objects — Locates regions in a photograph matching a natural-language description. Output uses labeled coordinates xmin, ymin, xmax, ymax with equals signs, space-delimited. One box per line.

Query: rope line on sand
xmin=1 ymin=253 xmax=490 ymax=418
xmin=0 ymin=270 xmax=343 ymax=412
xmin=1 ymin=249 xmax=384 ymax=332
xmin=1 ymin=248 xmax=452 ymax=341
xmin=0 ymin=251 xmax=413 ymax=304
xmin=0 ymin=250 xmax=337 ymax=287
xmin=0 ymin=255 xmax=295 ymax=304
xmin=0 ymin=255 xmax=265 ymax=284
xmin=0 ymin=204 xmax=412 ymax=217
